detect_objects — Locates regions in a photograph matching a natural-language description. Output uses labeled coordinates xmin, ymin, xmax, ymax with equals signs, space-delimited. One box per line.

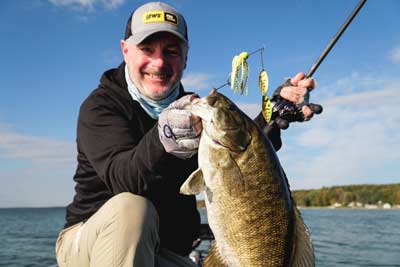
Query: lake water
xmin=0 ymin=207 xmax=399 ymax=266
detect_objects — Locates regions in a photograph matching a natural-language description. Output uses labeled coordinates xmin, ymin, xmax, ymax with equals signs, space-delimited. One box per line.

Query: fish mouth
xmin=190 ymin=102 xmax=214 ymax=122
xmin=190 ymin=101 xmax=250 ymax=151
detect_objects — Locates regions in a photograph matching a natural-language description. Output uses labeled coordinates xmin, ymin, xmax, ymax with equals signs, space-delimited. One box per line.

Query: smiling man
xmin=122 ymin=32 xmax=187 ymax=100
xmin=55 ymin=2 xmax=317 ymax=267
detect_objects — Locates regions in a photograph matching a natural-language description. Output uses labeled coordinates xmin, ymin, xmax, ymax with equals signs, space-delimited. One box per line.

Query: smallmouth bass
xmin=181 ymin=90 xmax=314 ymax=267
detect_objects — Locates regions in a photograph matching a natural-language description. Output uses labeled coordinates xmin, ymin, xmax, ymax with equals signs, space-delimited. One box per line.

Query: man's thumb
xmin=290 ymin=72 xmax=305 ymax=86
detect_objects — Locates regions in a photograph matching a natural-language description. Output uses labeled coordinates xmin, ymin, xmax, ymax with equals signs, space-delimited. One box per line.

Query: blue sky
xmin=0 ymin=0 xmax=399 ymax=207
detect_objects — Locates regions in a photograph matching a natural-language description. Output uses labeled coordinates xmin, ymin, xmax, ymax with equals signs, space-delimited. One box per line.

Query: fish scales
xmin=181 ymin=90 xmax=314 ymax=267
xmin=205 ymin=119 xmax=292 ymax=266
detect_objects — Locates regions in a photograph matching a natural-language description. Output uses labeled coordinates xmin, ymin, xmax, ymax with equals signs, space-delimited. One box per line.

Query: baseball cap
xmin=124 ymin=2 xmax=188 ymax=45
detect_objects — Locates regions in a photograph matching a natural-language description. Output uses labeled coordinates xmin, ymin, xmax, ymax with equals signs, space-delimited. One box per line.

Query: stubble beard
xmin=133 ymin=72 xmax=182 ymax=100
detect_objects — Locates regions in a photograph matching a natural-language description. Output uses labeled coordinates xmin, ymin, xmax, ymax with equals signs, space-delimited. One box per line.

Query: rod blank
xmin=306 ymin=0 xmax=367 ymax=78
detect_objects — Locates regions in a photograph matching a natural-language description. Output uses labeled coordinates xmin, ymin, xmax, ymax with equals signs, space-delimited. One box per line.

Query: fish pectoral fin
xmin=291 ymin=206 xmax=316 ymax=267
xmin=222 ymin=155 xmax=246 ymax=196
xmin=180 ymin=168 xmax=206 ymax=195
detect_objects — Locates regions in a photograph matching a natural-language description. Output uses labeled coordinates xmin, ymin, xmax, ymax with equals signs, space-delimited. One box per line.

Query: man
xmin=55 ymin=2 xmax=317 ymax=267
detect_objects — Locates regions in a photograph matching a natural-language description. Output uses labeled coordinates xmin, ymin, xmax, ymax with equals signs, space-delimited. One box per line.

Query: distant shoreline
xmin=1 ymin=205 xmax=399 ymax=211
xmin=196 ymin=200 xmax=400 ymax=210
xmin=298 ymin=206 xmax=400 ymax=210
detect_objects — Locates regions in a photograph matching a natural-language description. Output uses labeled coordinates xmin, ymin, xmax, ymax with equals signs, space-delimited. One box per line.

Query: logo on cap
xmin=143 ymin=11 xmax=178 ymax=25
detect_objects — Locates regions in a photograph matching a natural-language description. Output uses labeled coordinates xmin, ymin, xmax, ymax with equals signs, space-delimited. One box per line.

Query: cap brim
xmin=127 ymin=29 xmax=187 ymax=45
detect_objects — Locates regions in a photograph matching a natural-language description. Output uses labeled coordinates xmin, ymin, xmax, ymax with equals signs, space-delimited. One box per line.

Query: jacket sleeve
xmin=77 ymin=93 xmax=182 ymax=195
xmin=253 ymin=112 xmax=282 ymax=151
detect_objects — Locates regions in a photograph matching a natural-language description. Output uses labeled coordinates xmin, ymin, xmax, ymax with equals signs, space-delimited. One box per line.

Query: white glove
xmin=158 ymin=94 xmax=202 ymax=159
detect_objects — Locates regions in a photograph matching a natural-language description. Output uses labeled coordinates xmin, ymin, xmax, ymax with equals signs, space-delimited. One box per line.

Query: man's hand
xmin=279 ymin=72 xmax=317 ymax=120
xmin=271 ymin=72 xmax=322 ymax=128
xmin=158 ymin=94 xmax=202 ymax=159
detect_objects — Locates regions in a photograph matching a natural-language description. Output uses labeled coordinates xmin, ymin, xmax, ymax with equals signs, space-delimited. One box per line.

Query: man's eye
xmin=166 ymin=48 xmax=181 ymax=57
xmin=140 ymin=47 xmax=152 ymax=53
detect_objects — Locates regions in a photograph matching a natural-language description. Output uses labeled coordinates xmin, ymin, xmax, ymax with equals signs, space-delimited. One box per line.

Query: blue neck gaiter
xmin=125 ymin=65 xmax=180 ymax=119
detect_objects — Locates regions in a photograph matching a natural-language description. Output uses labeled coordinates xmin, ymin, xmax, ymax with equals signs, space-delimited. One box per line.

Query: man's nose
xmin=151 ymin=50 xmax=166 ymax=68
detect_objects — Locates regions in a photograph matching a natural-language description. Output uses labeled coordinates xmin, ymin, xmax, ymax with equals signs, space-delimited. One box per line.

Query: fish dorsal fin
xmin=180 ymin=168 xmax=206 ymax=195
xmin=203 ymin=242 xmax=229 ymax=267
xmin=291 ymin=206 xmax=315 ymax=267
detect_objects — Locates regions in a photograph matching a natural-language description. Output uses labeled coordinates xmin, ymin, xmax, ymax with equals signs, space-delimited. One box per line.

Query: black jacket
xmin=65 ymin=62 xmax=281 ymax=256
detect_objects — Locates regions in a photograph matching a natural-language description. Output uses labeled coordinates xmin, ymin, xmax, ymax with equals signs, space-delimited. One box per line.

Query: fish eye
xmin=227 ymin=104 xmax=236 ymax=111
xmin=207 ymin=96 xmax=217 ymax=106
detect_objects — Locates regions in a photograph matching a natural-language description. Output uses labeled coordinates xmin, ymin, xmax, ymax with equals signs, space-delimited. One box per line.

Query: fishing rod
xmin=306 ymin=0 xmax=367 ymax=78
xmin=270 ymin=0 xmax=368 ymax=129
xmin=192 ymin=1 xmax=368 ymax=256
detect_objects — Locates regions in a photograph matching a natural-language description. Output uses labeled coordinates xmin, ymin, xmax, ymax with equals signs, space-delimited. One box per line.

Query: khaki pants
xmin=55 ymin=192 xmax=196 ymax=267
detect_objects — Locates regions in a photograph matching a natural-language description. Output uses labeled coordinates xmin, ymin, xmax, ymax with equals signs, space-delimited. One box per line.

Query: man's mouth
xmin=144 ymin=72 xmax=171 ymax=81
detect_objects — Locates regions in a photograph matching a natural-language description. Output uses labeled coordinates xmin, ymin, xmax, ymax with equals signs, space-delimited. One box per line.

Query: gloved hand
xmin=158 ymin=94 xmax=202 ymax=159
xmin=270 ymin=72 xmax=322 ymax=129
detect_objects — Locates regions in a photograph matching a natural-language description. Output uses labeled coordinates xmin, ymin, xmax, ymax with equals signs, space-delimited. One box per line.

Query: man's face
xmin=121 ymin=32 xmax=187 ymax=100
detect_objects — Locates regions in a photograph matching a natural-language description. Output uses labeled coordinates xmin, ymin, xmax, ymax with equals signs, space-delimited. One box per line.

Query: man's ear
xmin=181 ymin=44 xmax=188 ymax=70
xmin=120 ymin=40 xmax=129 ymax=62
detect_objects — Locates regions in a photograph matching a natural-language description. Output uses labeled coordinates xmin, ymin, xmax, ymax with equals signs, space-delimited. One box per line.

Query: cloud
xmin=389 ymin=46 xmax=400 ymax=64
xmin=0 ymin=163 xmax=75 ymax=207
xmin=48 ymin=0 xmax=124 ymax=10
xmin=0 ymin=123 xmax=76 ymax=207
xmin=321 ymin=85 xmax=398 ymax=107
xmin=0 ymin=123 xmax=77 ymax=207
xmin=181 ymin=73 xmax=214 ymax=91
xmin=185 ymin=71 xmax=399 ymax=191
xmin=0 ymin=124 xmax=76 ymax=167
xmin=313 ymin=72 xmax=387 ymax=101
xmin=236 ymin=102 xmax=260 ymax=119
xmin=103 ymin=0 xmax=124 ymax=9
xmin=279 ymin=79 xmax=400 ymax=190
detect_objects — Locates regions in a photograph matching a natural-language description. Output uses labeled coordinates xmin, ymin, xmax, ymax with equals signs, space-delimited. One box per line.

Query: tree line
xmin=292 ymin=183 xmax=400 ymax=207
xmin=196 ymin=183 xmax=400 ymax=208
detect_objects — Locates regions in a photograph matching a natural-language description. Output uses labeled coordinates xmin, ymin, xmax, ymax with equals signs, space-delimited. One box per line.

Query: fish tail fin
xmin=203 ymin=242 xmax=229 ymax=267
xmin=291 ymin=206 xmax=315 ymax=267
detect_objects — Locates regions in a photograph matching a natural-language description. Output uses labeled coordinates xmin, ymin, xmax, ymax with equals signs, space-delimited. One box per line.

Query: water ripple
xmin=1 ymin=207 xmax=399 ymax=266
